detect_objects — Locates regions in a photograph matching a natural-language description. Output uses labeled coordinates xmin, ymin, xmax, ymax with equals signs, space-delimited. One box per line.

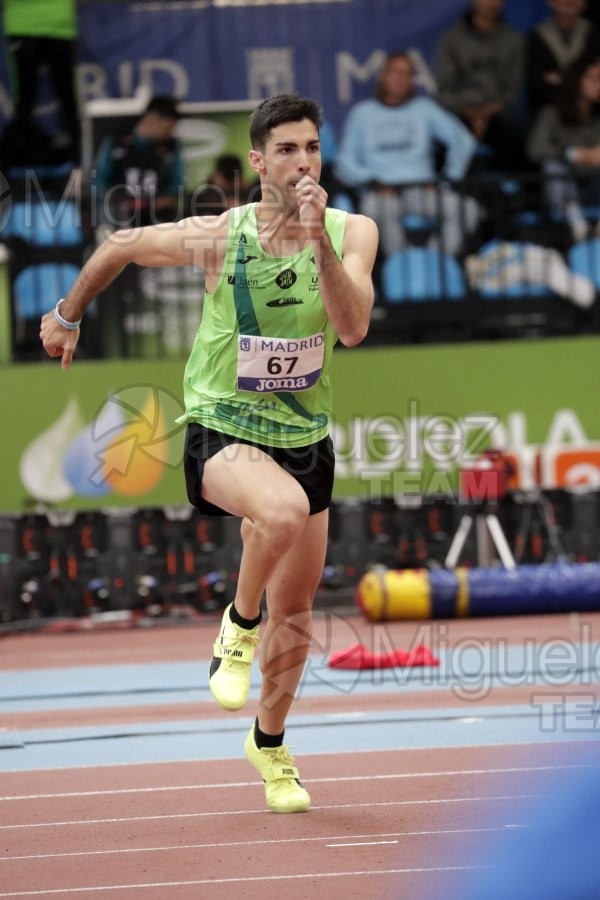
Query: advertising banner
xmin=0 ymin=0 xmax=469 ymax=137
xmin=1 ymin=336 xmax=598 ymax=513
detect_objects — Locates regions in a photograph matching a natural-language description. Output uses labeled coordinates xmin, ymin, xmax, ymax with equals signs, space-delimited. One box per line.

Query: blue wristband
xmin=54 ymin=298 xmax=81 ymax=331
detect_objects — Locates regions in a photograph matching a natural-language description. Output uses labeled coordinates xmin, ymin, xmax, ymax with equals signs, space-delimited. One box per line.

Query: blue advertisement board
xmin=0 ymin=0 xmax=547 ymax=139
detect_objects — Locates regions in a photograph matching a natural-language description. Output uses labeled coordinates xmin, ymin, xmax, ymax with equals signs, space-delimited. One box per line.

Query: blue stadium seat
xmin=402 ymin=213 xmax=437 ymax=234
xmin=568 ymin=239 xmax=600 ymax=290
xmin=382 ymin=248 xmax=465 ymax=302
xmin=13 ymin=263 xmax=80 ymax=319
xmin=2 ymin=200 xmax=82 ymax=246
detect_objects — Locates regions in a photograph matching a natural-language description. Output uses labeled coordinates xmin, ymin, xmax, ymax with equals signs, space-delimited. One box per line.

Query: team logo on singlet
xmin=266 ymin=298 xmax=304 ymax=308
xmin=227 ymin=275 xmax=260 ymax=288
xmin=275 ymin=269 xmax=297 ymax=289
xmin=237 ymin=255 xmax=258 ymax=264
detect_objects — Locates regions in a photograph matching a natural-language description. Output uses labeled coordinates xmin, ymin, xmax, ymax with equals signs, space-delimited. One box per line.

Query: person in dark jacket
xmin=528 ymin=58 xmax=600 ymax=240
xmin=1 ymin=0 xmax=80 ymax=164
xmin=94 ymin=96 xmax=184 ymax=230
xmin=435 ymin=0 xmax=525 ymax=169
xmin=527 ymin=0 xmax=600 ymax=114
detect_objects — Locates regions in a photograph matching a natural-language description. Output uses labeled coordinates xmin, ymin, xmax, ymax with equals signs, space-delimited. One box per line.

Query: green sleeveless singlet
xmin=179 ymin=203 xmax=347 ymax=448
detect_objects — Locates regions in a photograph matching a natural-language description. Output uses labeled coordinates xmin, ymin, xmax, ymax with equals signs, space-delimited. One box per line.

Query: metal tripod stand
xmin=444 ymin=506 xmax=516 ymax=570
xmin=511 ymin=490 xmax=566 ymax=563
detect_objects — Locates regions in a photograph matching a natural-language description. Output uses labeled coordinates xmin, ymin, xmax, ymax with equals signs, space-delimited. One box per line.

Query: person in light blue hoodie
xmin=335 ymin=51 xmax=481 ymax=259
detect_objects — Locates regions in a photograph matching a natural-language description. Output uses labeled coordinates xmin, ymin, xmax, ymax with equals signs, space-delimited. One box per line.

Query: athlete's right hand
xmin=40 ymin=312 xmax=80 ymax=370
xmin=296 ymin=174 xmax=327 ymax=240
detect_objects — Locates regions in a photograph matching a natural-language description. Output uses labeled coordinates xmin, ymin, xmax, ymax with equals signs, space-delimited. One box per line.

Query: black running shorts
xmin=183 ymin=422 xmax=335 ymax=517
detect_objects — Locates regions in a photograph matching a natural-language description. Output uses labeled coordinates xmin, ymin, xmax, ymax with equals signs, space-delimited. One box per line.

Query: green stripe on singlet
xmin=232 ymin=236 xmax=323 ymax=427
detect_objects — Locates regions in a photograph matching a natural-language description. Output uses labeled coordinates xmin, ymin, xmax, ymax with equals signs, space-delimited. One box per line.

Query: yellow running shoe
xmin=209 ymin=604 xmax=260 ymax=711
xmin=244 ymin=725 xmax=311 ymax=813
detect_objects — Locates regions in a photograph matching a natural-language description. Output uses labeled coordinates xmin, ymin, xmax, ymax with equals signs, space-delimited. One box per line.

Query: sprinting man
xmin=40 ymin=94 xmax=378 ymax=813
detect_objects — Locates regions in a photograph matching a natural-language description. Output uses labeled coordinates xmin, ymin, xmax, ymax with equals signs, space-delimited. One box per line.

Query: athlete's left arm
xmin=312 ymin=211 xmax=378 ymax=347
xmin=296 ymin=175 xmax=377 ymax=346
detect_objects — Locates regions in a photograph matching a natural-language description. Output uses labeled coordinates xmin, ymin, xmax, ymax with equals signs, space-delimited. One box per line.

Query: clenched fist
xmin=40 ymin=310 xmax=80 ymax=370
xmin=295 ymin=174 xmax=327 ymax=240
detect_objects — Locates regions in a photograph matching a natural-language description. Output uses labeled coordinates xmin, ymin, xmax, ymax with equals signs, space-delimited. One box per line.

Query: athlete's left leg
xmin=244 ymin=508 xmax=328 ymax=812
xmin=259 ymin=507 xmax=329 ymax=734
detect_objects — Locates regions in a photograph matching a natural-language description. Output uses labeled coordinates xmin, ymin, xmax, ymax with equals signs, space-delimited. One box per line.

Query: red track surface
xmin=2 ymin=743 xmax=594 ymax=900
xmin=1 ymin=611 xmax=599 ymax=899
xmin=3 ymin=611 xmax=598 ymax=671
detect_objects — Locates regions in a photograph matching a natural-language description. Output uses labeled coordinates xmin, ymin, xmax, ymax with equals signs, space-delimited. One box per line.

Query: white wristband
xmin=54 ymin=298 xmax=81 ymax=331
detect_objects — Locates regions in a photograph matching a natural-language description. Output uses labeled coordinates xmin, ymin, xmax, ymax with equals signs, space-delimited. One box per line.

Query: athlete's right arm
xmin=40 ymin=213 xmax=230 ymax=370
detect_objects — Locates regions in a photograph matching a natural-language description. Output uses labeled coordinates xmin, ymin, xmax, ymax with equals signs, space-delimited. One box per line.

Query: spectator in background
xmin=318 ymin=120 xmax=337 ymax=170
xmin=0 ymin=0 xmax=80 ymax=166
xmin=94 ymin=96 xmax=184 ymax=231
xmin=435 ymin=0 xmax=525 ymax=170
xmin=315 ymin=120 xmax=359 ymax=211
xmin=317 ymin=120 xmax=342 ymax=201
xmin=334 ymin=52 xmax=480 ymax=261
xmin=192 ymin=154 xmax=256 ymax=215
xmin=527 ymin=58 xmax=600 ymax=241
xmin=527 ymin=0 xmax=600 ymax=114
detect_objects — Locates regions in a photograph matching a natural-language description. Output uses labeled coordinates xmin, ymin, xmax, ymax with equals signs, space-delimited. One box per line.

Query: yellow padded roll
xmin=357 ymin=568 xmax=431 ymax=621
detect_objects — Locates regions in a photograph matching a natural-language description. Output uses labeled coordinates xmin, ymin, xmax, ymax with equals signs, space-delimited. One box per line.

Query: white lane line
xmin=0 ymin=764 xmax=581 ymax=801
xmin=0 ymin=865 xmax=486 ymax=896
xmin=327 ymin=840 xmax=399 ymax=848
xmin=0 ymin=826 xmax=520 ymax=862
xmin=0 ymin=794 xmax=542 ymax=830
xmin=0 ymin=739 xmax=586 ymax=773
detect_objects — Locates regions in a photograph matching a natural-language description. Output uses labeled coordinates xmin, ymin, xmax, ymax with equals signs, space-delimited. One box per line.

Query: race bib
xmin=237 ymin=332 xmax=325 ymax=392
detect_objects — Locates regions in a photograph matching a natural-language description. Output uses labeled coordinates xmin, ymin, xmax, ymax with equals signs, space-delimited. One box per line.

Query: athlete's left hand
xmin=296 ymin=175 xmax=327 ymax=240
xmin=40 ymin=311 xmax=80 ymax=370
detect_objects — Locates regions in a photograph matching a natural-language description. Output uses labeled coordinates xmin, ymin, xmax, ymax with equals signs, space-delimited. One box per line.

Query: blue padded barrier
xmin=382 ymin=248 xmax=465 ymax=302
xmin=14 ymin=263 xmax=80 ymax=319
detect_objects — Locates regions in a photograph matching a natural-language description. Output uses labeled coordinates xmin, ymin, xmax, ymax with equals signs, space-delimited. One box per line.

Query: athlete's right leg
xmin=202 ymin=442 xmax=310 ymax=619
xmin=201 ymin=443 xmax=310 ymax=710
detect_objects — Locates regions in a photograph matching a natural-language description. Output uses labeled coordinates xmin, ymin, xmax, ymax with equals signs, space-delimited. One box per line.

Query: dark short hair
xmin=249 ymin=94 xmax=323 ymax=149
xmin=144 ymin=95 xmax=181 ymax=120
